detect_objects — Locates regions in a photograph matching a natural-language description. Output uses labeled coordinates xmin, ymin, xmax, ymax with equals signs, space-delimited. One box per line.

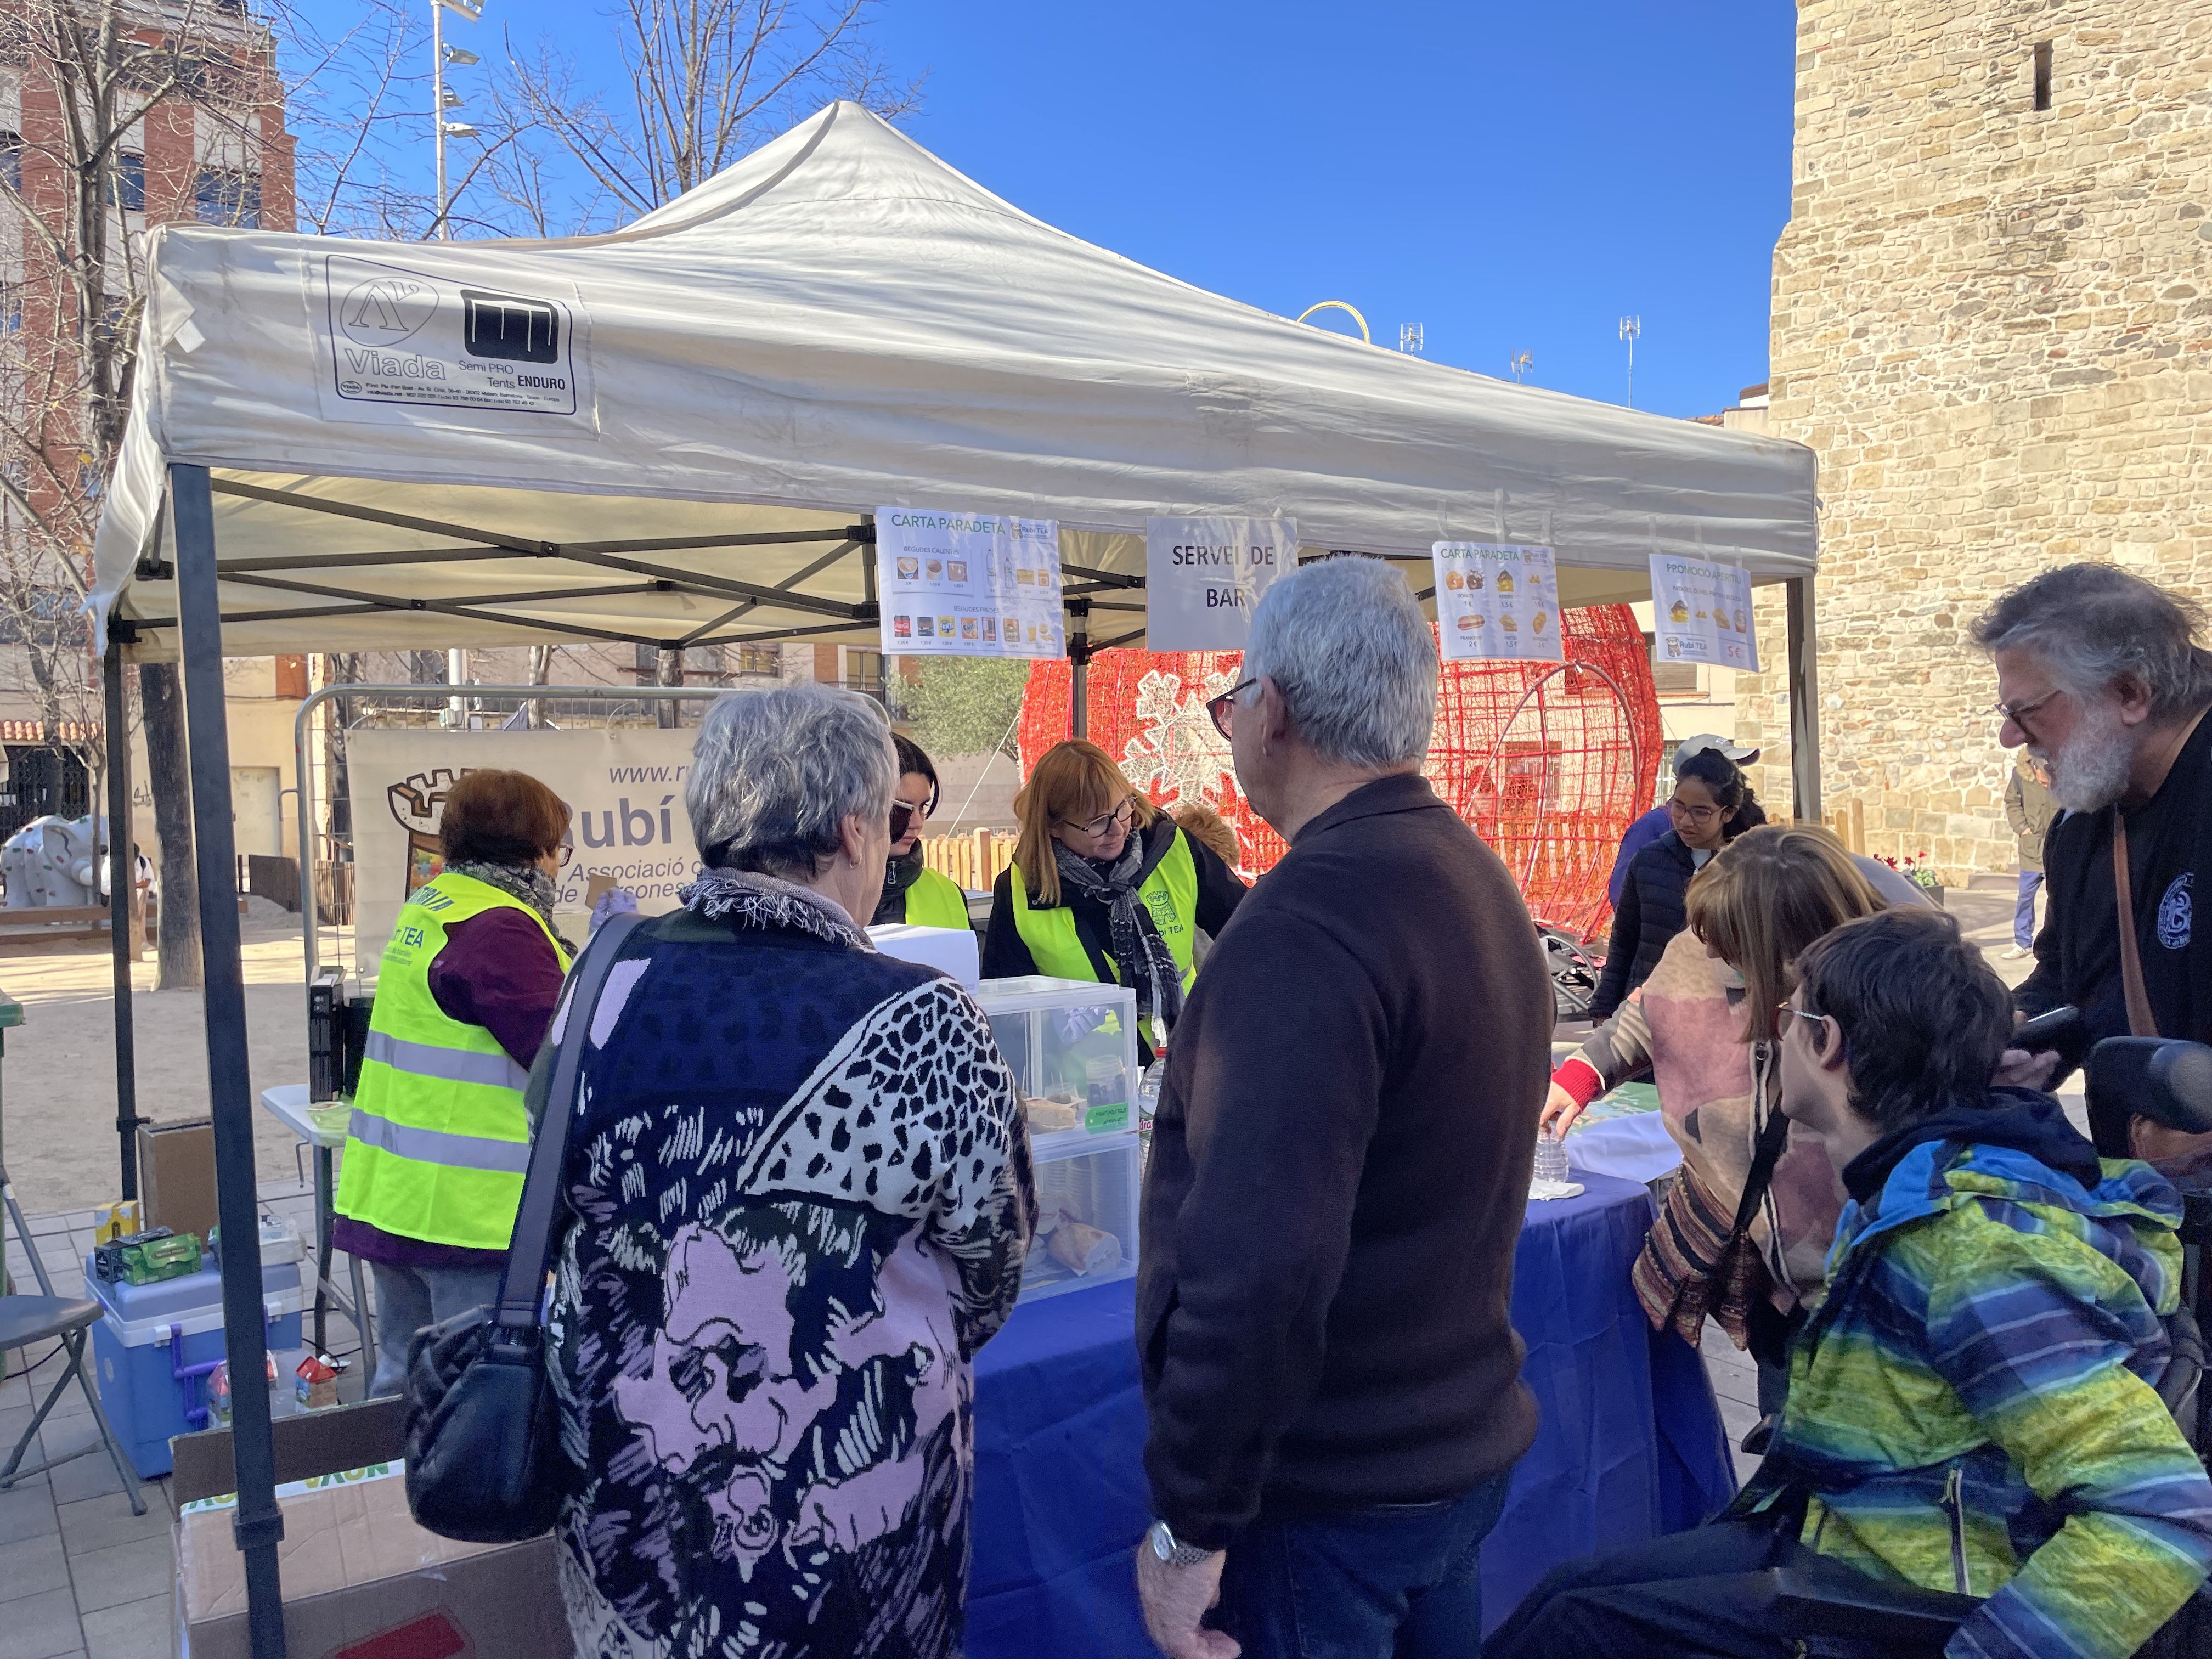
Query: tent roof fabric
xmin=90 ymin=100 xmax=1816 ymax=661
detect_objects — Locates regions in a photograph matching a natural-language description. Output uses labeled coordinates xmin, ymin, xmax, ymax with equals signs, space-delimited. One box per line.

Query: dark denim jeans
xmin=1209 ymin=1472 xmax=1515 ymax=1659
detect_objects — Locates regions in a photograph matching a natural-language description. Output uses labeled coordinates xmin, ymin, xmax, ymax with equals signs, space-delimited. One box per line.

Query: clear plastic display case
xmin=974 ymin=975 xmax=1139 ymax=1139
xmin=974 ymin=974 xmax=1142 ymax=1303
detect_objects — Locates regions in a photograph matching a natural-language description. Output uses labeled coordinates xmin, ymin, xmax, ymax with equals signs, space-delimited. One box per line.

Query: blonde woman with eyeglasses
xmin=981 ymin=740 xmax=1246 ymax=1056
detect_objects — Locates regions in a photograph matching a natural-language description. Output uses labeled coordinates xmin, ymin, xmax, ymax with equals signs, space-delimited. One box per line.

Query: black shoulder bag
xmin=403 ymin=909 xmax=646 ymax=1542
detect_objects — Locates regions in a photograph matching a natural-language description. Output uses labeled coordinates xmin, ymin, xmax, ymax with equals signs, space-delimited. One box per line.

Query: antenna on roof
xmin=1619 ymin=315 xmax=1641 ymax=408
xmin=1398 ymin=323 xmax=1424 ymax=356
xmin=1509 ymin=351 xmax=1532 ymax=383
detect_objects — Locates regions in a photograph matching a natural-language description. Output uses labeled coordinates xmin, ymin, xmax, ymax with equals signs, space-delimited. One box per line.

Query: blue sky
xmin=325 ymin=0 xmax=1795 ymax=418
xmin=865 ymin=1 xmax=1795 ymax=417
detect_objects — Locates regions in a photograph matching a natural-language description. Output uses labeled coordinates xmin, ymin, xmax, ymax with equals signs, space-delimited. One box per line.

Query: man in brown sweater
xmin=1135 ymin=556 xmax=1553 ymax=1659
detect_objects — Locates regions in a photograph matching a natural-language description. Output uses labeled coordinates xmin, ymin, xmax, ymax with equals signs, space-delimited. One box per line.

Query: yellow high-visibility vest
xmin=334 ymin=871 xmax=572 ymax=1251
xmin=896 ymin=866 xmax=972 ymax=930
xmin=1008 ymin=829 xmax=1198 ymax=1047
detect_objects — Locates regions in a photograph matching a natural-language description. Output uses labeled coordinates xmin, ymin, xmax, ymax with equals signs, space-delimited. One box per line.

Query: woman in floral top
xmin=548 ymin=684 xmax=1035 ymax=1659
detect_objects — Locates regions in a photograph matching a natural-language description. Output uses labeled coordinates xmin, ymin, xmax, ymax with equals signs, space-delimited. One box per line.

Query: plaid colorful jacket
xmin=1758 ymin=1122 xmax=2212 ymax=1659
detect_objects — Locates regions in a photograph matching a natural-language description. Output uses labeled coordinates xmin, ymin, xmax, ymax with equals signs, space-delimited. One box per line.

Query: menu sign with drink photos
xmin=876 ymin=510 xmax=1064 ymax=659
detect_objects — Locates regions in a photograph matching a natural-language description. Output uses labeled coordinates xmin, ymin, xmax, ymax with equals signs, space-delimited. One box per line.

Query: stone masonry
xmin=1734 ymin=0 xmax=2212 ymax=878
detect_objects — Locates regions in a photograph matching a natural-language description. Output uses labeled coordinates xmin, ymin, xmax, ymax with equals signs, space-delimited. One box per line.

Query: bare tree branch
xmin=489 ymin=0 xmax=919 ymax=232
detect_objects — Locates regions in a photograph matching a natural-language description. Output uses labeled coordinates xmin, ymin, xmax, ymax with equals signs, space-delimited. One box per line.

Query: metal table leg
xmin=307 ymin=1139 xmax=371 ymax=1363
xmin=313 ymin=1144 xmax=333 ymax=1354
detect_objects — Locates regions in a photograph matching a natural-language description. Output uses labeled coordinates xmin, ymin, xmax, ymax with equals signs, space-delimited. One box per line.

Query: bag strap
xmin=1731 ymin=1058 xmax=1795 ymax=1242
xmin=2114 ymin=815 xmax=2160 ymax=1039
xmin=495 ymin=909 xmax=647 ymax=1331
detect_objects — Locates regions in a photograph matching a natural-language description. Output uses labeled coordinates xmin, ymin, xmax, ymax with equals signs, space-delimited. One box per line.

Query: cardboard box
xmin=172 ymin=1399 xmax=573 ymax=1659
xmin=137 ymin=1119 xmax=219 ymax=1243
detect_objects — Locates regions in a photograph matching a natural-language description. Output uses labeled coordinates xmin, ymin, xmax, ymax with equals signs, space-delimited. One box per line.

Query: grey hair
xmin=1241 ymin=555 xmax=1437 ymax=767
xmin=686 ymin=682 xmax=897 ymax=877
xmin=1971 ymin=562 xmax=2212 ymax=719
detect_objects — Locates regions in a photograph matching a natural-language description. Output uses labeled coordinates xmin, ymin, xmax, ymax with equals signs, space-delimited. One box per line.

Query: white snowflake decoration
xmin=1119 ymin=667 xmax=1243 ymax=811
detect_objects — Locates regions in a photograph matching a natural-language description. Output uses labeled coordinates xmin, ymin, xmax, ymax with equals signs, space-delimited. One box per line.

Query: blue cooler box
xmin=87 ymin=1256 xmax=303 ymax=1477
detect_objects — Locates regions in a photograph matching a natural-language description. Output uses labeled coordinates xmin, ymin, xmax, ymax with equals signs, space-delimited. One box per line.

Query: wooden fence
xmin=1822 ymin=798 xmax=1867 ymax=854
xmin=922 ymin=830 xmax=1017 ymax=893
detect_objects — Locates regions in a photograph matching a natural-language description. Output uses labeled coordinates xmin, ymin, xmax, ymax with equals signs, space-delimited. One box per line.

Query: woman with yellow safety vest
xmin=981 ymin=740 xmax=1246 ymax=1056
xmin=871 ymin=735 xmax=972 ymax=929
xmin=332 ymin=769 xmax=575 ymax=1397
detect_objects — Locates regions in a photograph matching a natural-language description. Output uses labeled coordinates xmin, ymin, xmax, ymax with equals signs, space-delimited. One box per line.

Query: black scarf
xmin=1051 ymin=836 xmax=1184 ymax=1030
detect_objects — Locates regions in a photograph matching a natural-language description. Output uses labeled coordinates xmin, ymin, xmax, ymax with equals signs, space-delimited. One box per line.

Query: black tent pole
xmin=103 ymin=641 xmax=143 ymax=1199
xmin=170 ymin=461 xmax=287 ymax=1659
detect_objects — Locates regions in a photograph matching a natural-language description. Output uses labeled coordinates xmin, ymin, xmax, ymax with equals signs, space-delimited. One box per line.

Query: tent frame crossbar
xmin=208 ymin=477 xmax=874 ymax=561
xmin=119 ymin=480 xmax=881 ymax=637
xmin=676 ymin=539 xmax=862 ymax=646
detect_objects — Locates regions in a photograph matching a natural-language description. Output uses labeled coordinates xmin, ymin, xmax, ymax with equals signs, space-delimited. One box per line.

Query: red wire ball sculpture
xmin=1018 ymin=603 xmax=1660 ymax=941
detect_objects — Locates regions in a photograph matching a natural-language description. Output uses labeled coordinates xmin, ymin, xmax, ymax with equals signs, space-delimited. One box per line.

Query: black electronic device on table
xmin=306 ymin=965 xmax=371 ymax=1102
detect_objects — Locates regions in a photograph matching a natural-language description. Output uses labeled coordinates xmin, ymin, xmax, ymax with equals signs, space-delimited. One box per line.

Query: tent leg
xmin=1070 ymin=656 xmax=1088 ymax=741
xmin=1786 ymin=575 xmax=1821 ymax=822
xmin=104 ymin=643 xmax=143 ymax=1199
xmin=170 ymin=462 xmax=287 ymax=1659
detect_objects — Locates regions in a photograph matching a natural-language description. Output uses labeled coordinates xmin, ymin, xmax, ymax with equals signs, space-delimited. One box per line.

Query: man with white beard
xmin=1974 ymin=562 xmax=2212 ymax=1172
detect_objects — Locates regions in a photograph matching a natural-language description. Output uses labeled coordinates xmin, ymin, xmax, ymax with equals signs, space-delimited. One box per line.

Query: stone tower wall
xmin=1737 ymin=0 xmax=2212 ymax=878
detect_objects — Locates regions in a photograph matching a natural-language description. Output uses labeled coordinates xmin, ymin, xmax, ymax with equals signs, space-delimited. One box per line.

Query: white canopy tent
xmin=84 ymin=99 xmax=1820 ymax=1659
xmin=91 ymin=98 xmax=1816 ymax=660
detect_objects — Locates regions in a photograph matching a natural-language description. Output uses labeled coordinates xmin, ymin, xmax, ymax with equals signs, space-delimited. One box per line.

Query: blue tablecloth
xmin=967 ymin=1167 xmax=1737 ymax=1656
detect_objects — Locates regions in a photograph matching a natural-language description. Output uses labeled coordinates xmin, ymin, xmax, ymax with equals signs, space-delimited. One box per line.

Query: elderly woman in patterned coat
xmin=546 ymin=682 xmax=1036 ymax=1659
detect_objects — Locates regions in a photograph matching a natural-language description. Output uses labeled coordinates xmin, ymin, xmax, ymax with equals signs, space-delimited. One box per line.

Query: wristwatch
xmin=1148 ymin=1519 xmax=1216 ymax=1568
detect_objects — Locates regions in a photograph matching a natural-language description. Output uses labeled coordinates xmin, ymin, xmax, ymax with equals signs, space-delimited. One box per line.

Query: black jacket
xmin=2017 ymin=710 xmax=2212 ymax=1064
xmin=1591 ymin=828 xmax=1702 ymax=1020
xmin=1137 ymin=774 xmax=1550 ymax=1547
xmin=979 ymin=816 xmax=1246 ymax=985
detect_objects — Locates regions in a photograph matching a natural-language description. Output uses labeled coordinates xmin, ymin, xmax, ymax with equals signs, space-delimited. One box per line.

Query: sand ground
xmin=0 ymin=900 xmax=331 ymax=1213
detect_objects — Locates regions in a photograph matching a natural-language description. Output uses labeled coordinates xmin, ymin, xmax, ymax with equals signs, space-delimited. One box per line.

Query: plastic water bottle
xmin=1136 ymin=1053 xmax=1166 ymax=1166
xmin=1532 ymin=1129 xmax=1570 ymax=1186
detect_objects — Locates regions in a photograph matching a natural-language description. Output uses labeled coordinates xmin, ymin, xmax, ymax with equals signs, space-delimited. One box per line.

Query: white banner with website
xmin=346 ymin=727 xmax=701 ymax=969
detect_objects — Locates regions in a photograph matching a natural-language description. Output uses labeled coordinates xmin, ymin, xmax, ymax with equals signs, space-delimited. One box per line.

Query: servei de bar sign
xmin=1146 ymin=517 xmax=1297 ymax=651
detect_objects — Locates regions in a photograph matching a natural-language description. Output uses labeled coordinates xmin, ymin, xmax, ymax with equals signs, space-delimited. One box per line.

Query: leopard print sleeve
xmin=718 ymin=975 xmax=1037 ymax=1356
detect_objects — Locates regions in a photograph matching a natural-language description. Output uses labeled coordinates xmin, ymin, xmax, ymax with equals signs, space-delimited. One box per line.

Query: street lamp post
xmin=431 ymin=0 xmax=482 ymax=242
xmin=432 ymin=0 xmax=482 ymax=719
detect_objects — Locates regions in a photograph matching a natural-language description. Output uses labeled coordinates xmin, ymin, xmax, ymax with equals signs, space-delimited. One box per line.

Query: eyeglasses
xmin=1991 ymin=687 xmax=2063 ymax=743
xmin=1206 ymin=678 xmax=1257 ymax=740
xmin=1776 ymin=1003 xmax=1827 ymax=1036
xmin=1666 ymin=796 xmax=1721 ymax=823
xmin=1060 ymin=797 xmax=1136 ymax=838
